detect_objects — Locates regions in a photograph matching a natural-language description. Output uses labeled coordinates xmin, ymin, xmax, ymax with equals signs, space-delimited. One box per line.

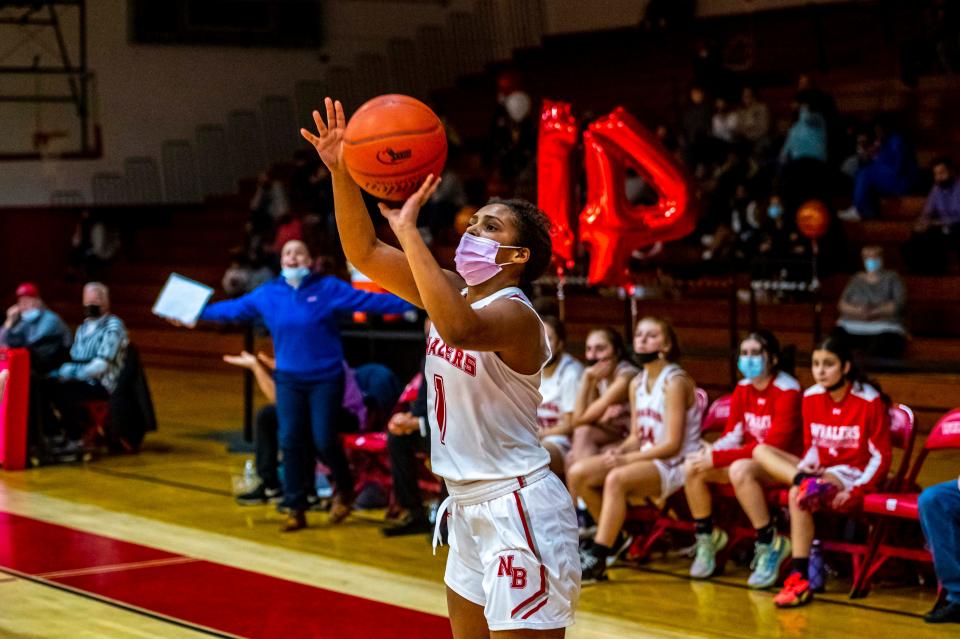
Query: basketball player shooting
xmin=301 ymin=98 xmax=580 ymax=638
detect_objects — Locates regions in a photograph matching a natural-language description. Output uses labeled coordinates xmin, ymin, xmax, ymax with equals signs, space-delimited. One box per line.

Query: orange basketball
xmin=343 ymin=94 xmax=447 ymax=201
xmin=797 ymin=199 xmax=830 ymax=240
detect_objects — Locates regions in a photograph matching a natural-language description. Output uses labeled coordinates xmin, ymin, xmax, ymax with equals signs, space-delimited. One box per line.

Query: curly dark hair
xmin=488 ymin=197 xmax=552 ymax=287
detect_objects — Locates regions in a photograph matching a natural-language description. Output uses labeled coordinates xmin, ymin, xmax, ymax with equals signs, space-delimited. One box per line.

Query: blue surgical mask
xmin=864 ymin=257 xmax=882 ymax=273
xmin=282 ymin=266 xmax=311 ymax=282
xmin=738 ymin=355 xmax=766 ymax=381
xmin=20 ymin=308 xmax=41 ymax=322
xmin=768 ymin=203 xmax=783 ymax=220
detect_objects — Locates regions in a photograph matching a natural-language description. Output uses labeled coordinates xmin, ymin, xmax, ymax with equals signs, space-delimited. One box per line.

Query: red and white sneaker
xmin=774 ymin=572 xmax=813 ymax=608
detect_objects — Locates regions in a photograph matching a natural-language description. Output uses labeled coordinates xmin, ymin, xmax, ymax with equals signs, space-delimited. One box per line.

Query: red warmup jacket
xmin=710 ymin=371 xmax=803 ymax=468
xmin=799 ymin=382 xmax=892 ymax=498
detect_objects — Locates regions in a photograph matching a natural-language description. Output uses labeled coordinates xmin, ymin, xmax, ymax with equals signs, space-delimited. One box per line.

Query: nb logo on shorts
xmin=497 ymin=555 xmax=527 ymax=589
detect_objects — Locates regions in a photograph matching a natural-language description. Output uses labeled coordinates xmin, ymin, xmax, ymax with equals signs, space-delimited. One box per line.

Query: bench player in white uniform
xmin=302 ymin=99 xmax=579 ymax=637
xmin=536 ymin=316 xmax=585 ymax=477
xmin=568 ymin=317 xmax=703 ymax=583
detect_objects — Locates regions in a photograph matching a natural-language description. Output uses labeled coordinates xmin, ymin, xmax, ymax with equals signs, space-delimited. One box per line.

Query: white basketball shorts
xmin=442 ymin=468 xmax=580 ymax=631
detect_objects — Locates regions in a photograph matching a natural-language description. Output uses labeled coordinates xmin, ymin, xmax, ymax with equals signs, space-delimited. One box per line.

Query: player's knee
xmin=728 ymin=459 xmax=753 ymax=485
xmin=788 ymin=484 xmax=801 ymax=506
xmin=603 ymin=468 xmax=626 ymax=492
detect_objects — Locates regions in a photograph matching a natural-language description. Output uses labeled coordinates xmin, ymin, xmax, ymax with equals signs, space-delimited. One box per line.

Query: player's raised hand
xmin=378 ymin=174 xmax=441 ymax=234
xmin=300 ymin=97 xmax=347 ymax=172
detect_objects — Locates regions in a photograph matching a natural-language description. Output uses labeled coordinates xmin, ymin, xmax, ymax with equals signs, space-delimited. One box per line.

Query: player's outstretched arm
xmin=300 ymin=98 xmax=431 ymax=307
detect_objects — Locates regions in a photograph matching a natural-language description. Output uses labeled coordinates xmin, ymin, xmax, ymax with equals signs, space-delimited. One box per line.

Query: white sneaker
xmin=690 ymin=528 xmax=729 ymax=579
xmin=837 ymin=206 xmax=861 ymax=222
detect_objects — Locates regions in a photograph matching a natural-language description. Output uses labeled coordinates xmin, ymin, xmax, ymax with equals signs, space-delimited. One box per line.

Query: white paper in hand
xmin=152 ymin=274 xmax=214 ymax=326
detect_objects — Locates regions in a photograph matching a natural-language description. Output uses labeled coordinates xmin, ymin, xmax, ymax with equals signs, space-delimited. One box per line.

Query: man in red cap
xmin=1 ymin=282 xmax=71 ymax=374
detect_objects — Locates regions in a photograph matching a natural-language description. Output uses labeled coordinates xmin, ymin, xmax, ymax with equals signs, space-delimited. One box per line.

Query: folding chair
xmin=816 ymin=403 xmax=917 ymax=595
xmin=700 ymin=393 xmax=731 ymax=435
xmin=850 ymin=407 xmax=960 ymax=598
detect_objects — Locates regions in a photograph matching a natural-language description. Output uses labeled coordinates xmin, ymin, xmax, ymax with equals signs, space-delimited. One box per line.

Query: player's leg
xmin=580 ymin=461 xmax=661 ymax=582
xmin=447 ymin=587 xmax=491 ymax=639
xmin=731 ymin=457 xmax=793 ymax=589
xmin=773 ymin=483 xmax=819 ymax=607
xmin=751 ymin=444 xmax=801 ymax=484
xmin=565 ymin=453 xmax=612 ymax=522
xmin=684 ymin=463 xmax=731 ymax=579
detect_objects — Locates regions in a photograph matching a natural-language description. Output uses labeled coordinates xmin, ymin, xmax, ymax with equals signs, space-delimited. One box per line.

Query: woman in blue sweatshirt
xmin=199 ymin=239 xmax=413 ymax=530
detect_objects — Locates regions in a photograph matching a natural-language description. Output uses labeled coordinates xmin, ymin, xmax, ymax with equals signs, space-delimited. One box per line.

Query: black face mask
xmin=545 ymin=351 xmax=560 ymax=368
xmin=634 ymin=350 xmax=660 ymax=364
xmin=85 ymin=304 xmax=102 ymax=319
xmin=826 ymin=377 xmax=847 ymax=392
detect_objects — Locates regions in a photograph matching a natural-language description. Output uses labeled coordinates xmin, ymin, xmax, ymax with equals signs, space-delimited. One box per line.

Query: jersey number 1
xmin=434 ymin=374 xmax=447 ymax=445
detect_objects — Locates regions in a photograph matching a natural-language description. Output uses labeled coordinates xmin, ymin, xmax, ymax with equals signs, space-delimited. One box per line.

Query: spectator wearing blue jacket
xmin=840 ymin=117 xmax=918 ymax=221
xmin=198 ymin=240 xmax=414 ymax=531
xmin=779 ymin=106 xmax=828 ymax=164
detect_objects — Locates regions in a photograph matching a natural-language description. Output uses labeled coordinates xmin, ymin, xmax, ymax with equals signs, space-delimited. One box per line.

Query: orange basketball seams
xmin=343 ymin=94 xmax=447 ymax=201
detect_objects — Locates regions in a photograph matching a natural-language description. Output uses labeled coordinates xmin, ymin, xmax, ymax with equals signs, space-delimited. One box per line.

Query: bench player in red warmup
xmin=752 ymin=336 xmax=891 ymax=607
xmin=302 ymin=99 xmax=580 ymax=637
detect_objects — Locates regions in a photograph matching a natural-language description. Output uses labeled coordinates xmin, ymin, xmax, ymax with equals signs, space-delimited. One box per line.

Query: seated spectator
xmin=383 ymin=360 xmax=433 ymax=537
xmin=754 ymin=195 xmax=810 ymax=284
xmin=736 ymin=86 xmax=771 ymax=151
xmin=536 ymin=316 xmax=585 ymax=478
xmin=701 ymin=182 xmax=762 ymax=264
xmin=682 ymin=331 xmax=803 ymax=581
xmin=902 ymin=156 xmax=960 ymax=274
xmin=839 ymin=116 xmax=918 ymax=221
xmin=794 ymin=72 xmax=842 ymax=163
xmin=1 ymin=282 xmax=71 ymax=374
xmin=573 ymin=317 xmax=702 ymax=583
xmin=779 ymin=104 xmax=828 ymax=165
xmin=711 ymin=96 xmax=739 ymax=145
xmin=841 ymin=127 xmax=874 ymax=181
xmin=681 ymin=85 xmax=714 ymax=172
xmin=834 ymin=246 xmax=907 ymax=359
xmin=48 ymin=282 xmax=129 ymax=445
xmin=918 ymin=474 xmax=960 ymax=624
xmin=753 ymin=336 xmax=891 ymax=608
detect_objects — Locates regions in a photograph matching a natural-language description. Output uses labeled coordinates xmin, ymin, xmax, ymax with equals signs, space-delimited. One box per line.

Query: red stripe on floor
xmin=1 ymin=511 xmax=452 ymax=638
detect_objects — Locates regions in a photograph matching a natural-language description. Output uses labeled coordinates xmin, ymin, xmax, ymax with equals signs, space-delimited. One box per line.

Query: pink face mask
xmin=454 ymin=233 xmax=522 ymax=286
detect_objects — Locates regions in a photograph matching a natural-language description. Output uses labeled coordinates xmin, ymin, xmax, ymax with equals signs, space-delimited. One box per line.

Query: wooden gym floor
xmin=1 ymin=367 xmax=957 ymax=638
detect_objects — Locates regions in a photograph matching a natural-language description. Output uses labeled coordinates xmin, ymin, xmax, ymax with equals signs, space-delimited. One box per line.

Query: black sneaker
xmin=382 ymin=514 xmax=433 ymax=537
xmin=606 ymin=532 xmax=635 ymax=567
xmin=236 ymin=484 xmax=283 ymax=506
xmin=925 ymin=600 xmax=960 ymax=624
xmin=580 ymin=548 xmax=608 ymax=584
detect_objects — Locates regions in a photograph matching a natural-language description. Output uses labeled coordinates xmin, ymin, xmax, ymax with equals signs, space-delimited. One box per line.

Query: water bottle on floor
xmin=808 ymin=539 xmax=826 ymax=592
xmin=243 ymin=459 xmax=257 ymax=490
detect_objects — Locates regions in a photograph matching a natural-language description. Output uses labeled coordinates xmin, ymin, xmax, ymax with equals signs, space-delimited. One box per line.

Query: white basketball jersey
xmin=633 ymin=363 xmax=702 ymax=467
xmin=537 ymin=353 xmax=584 ymax=430
xmin=426 ymin=287 xmax=551 ymax=481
